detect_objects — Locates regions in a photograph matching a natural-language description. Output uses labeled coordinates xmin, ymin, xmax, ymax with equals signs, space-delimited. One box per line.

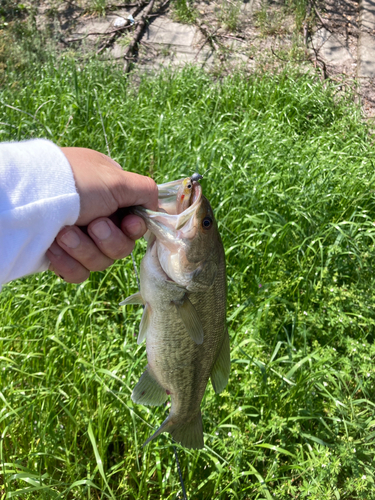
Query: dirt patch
xmin=6 ymin=0 xmax=375 ymax=117
xmin=31 ymin=0 xmax=311 ymax=75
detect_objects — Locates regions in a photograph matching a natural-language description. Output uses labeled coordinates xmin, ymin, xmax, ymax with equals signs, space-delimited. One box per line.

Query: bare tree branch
xmin=123 ymin=0 xmax=155 ymax=73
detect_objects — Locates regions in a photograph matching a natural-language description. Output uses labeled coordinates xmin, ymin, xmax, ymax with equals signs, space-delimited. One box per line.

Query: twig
xmin=194 ymin=25 xmax=218 ymax=63
xmin=95 ymin=88 xmax=110 ymax=157
xmin=34 ymin=99 xmax=54 ymax=119
xmin=57 ymin=114 xmax=73 ymax=144
xmin=310 ymin=46 xmax=328 ymax=80
xmin=140 ymin=0 xmax=170 ymax=17
xmin=139 ymin=40 xmax=159 ymax=54
xmin=154 ymin=0 xmax=170 ymax=13
xmin=311 ymin=0 xmax=331 ymax=33
xmin=123 ymin=0 xmax=155 ymax=73
xmin=0 ymin=122 xmax=17 ymax=129
xmin=97 ymin=0 xmax=149 ymax=55
xmin=4 ymin=103 xmax=34 ymax=120
xmin=64 ymin=25 xmax=134 ymax=44
xmin=96 ymin=24 xmax=132 ymax=55
xmin=3 ymin=103 xmax=54 ymax=137
xmin=303 ymin=1 xmax=312 ymax=47
xmin=217 ymin=33 xmax=246 ymax=43
xmin=198 ymin=23 xmax=225 ymax=62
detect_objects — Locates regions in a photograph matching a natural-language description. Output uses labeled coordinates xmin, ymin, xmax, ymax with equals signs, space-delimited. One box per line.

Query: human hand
xmin=47 ymin=147 xmax=157 ymax=283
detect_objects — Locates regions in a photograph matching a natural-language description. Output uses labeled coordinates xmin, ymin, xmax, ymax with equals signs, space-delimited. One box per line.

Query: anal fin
xmin=174 ymin=297 xmax=204 ymax=344
xmin=131 ymin=367 xmax=168 ymax=406
xmin=211 ymin=328 xmax=230 ymax=394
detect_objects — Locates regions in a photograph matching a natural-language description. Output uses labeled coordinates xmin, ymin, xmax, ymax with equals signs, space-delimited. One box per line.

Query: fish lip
xmin=157 ymin=178 xmax=187 ymax=198
xmin=175 ymin=182 xmax=202 ymax=230
xmin=156 ymin=178 xmax=186 ymax=213
xmin=157 ymin=175 xmax=203 ymax=218
xmin=134 ymin=182 xmax=202 ymax=232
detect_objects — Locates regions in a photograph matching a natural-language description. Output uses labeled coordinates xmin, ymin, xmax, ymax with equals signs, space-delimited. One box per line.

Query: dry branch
xmin=96 ymin=0 xmax=149 ymax=55
xmin=217 ymin=34 xmax=247 ymax=43
xmin=96 ymin=23 xmax=132 ymax=54
xmin=64 ymin=25 xmax=133 ymax=44
xmin=303 ymin=2 xmax=312 ymax=47
xmin=311 ymin=0 xmax=332 ymax=33
xmin=123 ymin=0 xmax=155 ymax=73
xmin=198 ymin=23 xmax=225 ymax=62
xmin=149 ymin=0 xmax=170 ymax=17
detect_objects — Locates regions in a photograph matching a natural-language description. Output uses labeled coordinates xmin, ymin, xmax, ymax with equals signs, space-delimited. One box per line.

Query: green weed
xmin=87 ymin=0 xmax=109 ymax=17
xmin=219 ymin=0 xmax=242 ymax=32
xmin=171 ymin=0 xmax=197 ymax=25
xmin=1 ymin=60 xmax=375 ymax=498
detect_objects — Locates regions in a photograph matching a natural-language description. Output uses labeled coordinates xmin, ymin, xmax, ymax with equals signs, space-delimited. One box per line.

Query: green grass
xmin=1 ymin=59 xmax=375 ymax=498
xmin=171 ymin=0 xmax=198 ymax=25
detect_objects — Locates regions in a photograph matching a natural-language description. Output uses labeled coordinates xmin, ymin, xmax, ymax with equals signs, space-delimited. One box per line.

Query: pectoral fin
xmin=137 ymin=303 xmax=150 ymax=344
xmin=174 ymin=297 xmax=204 ymax=344
xmin=119 ymin=292 xmax=144 ymax=306
xmin=132 ymin=367 xmax=168 ymax=406
xmin=211 ymin=328 xmax=230 ymax=394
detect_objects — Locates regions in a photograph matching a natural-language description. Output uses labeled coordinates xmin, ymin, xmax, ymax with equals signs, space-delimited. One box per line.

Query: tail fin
xmin=143 ymin=411 xmax=204 ymax=450
xmin=170 ymin=410 xmax=204 ymax=449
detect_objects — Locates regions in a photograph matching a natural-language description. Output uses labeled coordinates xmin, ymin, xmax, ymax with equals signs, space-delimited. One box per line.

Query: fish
xmin=120 ymin=175 xmax=229 ymax=449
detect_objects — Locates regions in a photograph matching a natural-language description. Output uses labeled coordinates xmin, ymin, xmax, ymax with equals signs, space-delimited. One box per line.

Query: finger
xmin=47 ymin=241 xmax=90 ymax=284
xmin=113 ymin=172 xmax=158 ymax=211
xmin=56 ymin=226 xmax=114 ymax=271
xmin=87 ymin=217 xmax=141 ymax=260
xmin=121 ymin=214 xmax=147 ymax=240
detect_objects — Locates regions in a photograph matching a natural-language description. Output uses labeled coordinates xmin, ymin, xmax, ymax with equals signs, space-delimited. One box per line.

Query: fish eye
xmin=187 ymin=184 xmax=192 ymax=189
xmin=202 ymin=217 xmax=213 ymax=230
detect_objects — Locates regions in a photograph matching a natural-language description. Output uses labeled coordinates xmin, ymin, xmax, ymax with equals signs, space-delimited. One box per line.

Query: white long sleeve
xmin=0 ymin=139 xmax=80 ymax=287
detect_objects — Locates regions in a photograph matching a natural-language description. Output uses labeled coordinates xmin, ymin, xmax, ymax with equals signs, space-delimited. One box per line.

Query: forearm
xmin=0 ymin=139 xmax=80 ymax=287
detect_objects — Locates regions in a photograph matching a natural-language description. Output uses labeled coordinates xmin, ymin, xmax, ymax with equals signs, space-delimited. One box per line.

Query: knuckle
xmin=146 ymin=177 xmax=158 ymax=200
xmin=63 ymin=266 xmax=90 ymax=283
xmin=107 ymin=241 xmax=134 ymax=260
xmin=91 ymin=259 xmax=114 ymax=272
xmin=83 ymin=253 xmax=112 ymax=272
xmin=50 ymin=252 xmax=90 ymax=283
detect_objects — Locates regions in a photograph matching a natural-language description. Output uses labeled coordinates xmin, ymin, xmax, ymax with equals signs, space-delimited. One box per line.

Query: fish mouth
xmin=133 ymin=176 xmax=202 ymax=234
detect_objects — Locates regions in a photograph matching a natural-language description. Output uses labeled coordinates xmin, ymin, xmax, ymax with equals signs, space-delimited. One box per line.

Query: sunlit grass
xmin=1 ymin=60 xmax=375 ymax=498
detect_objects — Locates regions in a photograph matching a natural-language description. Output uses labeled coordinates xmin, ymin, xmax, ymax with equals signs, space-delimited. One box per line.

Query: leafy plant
xmin=87 ymin=0 xmax=108 ymax=16
xmin=171 ymin=0 xmax=197 ymax=25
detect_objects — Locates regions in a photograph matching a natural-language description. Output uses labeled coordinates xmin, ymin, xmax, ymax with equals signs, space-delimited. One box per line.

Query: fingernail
xmin=91 ymin=220 xmax=111 ymax=240
xmin=126 ymin=221 xmax=143 ymax=237
xmin=60 ymin=230 xmax=80 ymax=249
xmin=49 ymin=241 xmax=64 ymax=256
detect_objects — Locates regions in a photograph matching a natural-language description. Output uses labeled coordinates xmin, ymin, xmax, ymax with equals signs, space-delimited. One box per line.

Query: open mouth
xmin=131 ymin=175 xmax=203 ymax=246
xmin=157 ymin=176 xmax=203 ymax=229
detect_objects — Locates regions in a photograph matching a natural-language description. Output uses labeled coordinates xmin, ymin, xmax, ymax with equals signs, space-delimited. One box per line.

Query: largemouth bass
xmin=120 ymin=175 xmax=229 ymax=449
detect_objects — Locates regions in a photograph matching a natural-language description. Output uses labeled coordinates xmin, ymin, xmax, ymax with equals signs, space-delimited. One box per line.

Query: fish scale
xmin=121 ymin=176 xmax=230 ymax=449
